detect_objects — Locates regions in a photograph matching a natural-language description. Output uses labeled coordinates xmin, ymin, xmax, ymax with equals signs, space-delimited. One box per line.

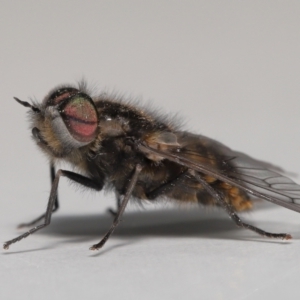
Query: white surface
xmin=1 ymin=1 xmax=300 ymax=300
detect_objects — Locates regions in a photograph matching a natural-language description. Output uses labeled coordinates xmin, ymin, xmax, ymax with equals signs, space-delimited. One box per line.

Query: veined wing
xmin=139 ymin=132 xmax=300 ymax=213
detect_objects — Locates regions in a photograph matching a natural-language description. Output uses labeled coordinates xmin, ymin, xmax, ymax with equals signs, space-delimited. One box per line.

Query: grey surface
xmin=1 ymin=1 xmax=300 ymax=300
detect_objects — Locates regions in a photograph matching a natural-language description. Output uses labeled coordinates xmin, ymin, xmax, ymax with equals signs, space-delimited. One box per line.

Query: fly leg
xmin=90 ymin=164 xmax=143 ymax=250
xmin=107 ymin=170 xmax=188 ymax=217
xmin=107 ymin=195 xmax=122 ymax=217
xmin=4 ymin=170 xmax=104 ymax=250
xmin=194 ymin=172 xmax=291 ymax=240
xmin=146 ymin=170 xmax=188 ymax=200
xmin=18 ymin=163 xmax=59 ymax=228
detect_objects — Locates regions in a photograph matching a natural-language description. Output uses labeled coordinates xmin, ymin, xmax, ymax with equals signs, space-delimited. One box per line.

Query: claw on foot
xmin=284 ymin=234 xmax=292 ymax=240
xmin=89 ymin=245 xmax=100 ymax=251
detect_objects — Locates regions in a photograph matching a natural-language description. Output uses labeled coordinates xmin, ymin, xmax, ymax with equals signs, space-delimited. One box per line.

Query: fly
xmin=4 ymin=83 xmax=300 ymax=251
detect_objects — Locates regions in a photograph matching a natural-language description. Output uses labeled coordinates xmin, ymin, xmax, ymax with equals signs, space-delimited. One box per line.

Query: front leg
xmin=18 ymin=163 xmax=60 ymax=228
xmin=3 ymin=169 xmax=104 ymax=250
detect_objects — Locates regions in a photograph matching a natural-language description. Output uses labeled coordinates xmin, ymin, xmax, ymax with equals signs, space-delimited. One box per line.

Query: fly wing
xmin=226 ymin=151 xmax=300 ymax=203
xmin=139 ymin=131 xmax=300 ymax=213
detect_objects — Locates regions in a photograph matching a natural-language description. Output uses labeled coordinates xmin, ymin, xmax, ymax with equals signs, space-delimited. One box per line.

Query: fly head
xmin=15 ymin=87 xmax=99 ymax=158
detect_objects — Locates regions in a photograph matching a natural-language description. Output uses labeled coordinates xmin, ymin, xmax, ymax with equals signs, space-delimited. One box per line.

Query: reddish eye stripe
xmin=62 ymin=96 xmax=98 ymax=143
xmin=53 ymin=91 xmax=76 ymax=105
xmin=46 ymin=88 xmax=79 ymax=106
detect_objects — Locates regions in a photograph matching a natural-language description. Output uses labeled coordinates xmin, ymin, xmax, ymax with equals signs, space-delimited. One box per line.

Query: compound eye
xmin=46 ymin=87 xmax=79 ymax=106
xmin=60 ymin=94 xmax=98 ymax=143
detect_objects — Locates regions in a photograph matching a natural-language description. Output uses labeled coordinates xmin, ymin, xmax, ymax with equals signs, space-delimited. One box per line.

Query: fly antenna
xmin=14 ymin=97 xmax=40 ymax=113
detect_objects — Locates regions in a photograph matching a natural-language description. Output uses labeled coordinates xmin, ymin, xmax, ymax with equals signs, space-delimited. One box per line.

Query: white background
xmin=1 ymin=1 xmax=300 ymax=300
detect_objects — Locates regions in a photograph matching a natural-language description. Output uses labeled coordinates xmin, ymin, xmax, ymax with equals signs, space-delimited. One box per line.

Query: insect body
xmin=4 ymin=84 xmax=300 ymax=251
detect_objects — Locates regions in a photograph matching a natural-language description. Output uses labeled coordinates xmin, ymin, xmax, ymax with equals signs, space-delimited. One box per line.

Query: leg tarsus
xmin=194 ymin=172 xmax=292 ymax=240
xmin=17 ymin=206 xmax=59 ymax=229
xmin=4 ymin=224 xmax=49 ymax=250
xmin=17 ymin=163 xmax=60 ymax=229
xmin=3 ymin=170 xmax=61 ymax=250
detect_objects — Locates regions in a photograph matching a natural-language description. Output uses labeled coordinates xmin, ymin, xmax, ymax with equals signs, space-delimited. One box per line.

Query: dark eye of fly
xmin=58 ymin=93 xmax=99 ymax=143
